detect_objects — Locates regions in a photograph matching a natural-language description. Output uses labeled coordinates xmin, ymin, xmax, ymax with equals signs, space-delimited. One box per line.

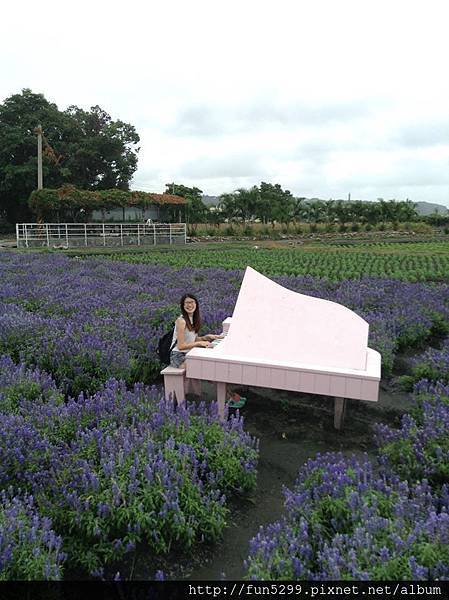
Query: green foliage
xmin=181 ymin=191 xmax=422 ymax=231
xmin=0 ymin=89 xmax=140 ymax=223
xmin=0 ymin=381 xmax=63 ymax=414
xmin=376 ymin=410 xmax=449 ymax=490
xmin=159 ymin=416 xmax=258 ymax=493
xmin=218 ymin=186 xmax=260 ymax=224
xmin=425 ymin=213 xmax=449 ymax=227
xmin=0 ymin=496 xmax=64 ymax=580
xmin=108 ymin=242 xmax=449 ymax=283
xmin=217 ymin=183 xmax=294 ymax=228
xmin=165 ymin=183 xmax=207 ymax=226
xmin=259 ymin=182 xmax=295 ymax=227
xmin=29 ymin=186 xmax=185 ymax=222
xmin=46 ymin=434 xmax=230 ymax=570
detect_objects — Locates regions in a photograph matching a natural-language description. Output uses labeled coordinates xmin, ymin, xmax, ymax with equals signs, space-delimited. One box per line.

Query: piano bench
xmin=160 ymin=366 xmax=202 ymax=407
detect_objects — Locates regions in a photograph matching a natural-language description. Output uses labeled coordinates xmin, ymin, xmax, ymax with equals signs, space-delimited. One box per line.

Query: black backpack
xmin=157 ymin=324 xmax=177 ymax=365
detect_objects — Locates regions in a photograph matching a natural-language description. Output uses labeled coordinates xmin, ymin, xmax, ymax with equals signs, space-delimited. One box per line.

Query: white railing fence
xmin=16 ymin=223 xmax=187 ymax=248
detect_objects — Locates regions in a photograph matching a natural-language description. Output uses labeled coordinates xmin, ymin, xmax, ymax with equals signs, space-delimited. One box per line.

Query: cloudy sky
xmin=2 ymin=0 xmax=449 ymax=206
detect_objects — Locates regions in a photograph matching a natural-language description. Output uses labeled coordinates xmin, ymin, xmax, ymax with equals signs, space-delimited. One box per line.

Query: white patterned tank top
xmin=171 ymin=316 xmax=197 ymax=353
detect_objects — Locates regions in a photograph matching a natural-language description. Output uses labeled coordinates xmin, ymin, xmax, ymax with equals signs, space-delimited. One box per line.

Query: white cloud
xmin=1 ymin=0 xmax=449 ymax=206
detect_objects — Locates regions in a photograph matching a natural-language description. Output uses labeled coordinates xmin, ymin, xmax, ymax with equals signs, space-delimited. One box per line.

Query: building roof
xmin=146 ymin=193 xmax=187 ymax=205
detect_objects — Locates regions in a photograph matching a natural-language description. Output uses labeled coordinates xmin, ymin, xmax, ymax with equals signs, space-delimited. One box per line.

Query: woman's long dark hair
xmin=180 ymin=293 xmax=201 ymax=333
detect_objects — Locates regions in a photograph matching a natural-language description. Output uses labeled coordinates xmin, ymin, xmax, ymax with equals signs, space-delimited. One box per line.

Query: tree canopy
xmin=218 ymin=182 xmax=295 ymax=226
xmin=214 ymin=184 xmax=419 ymax=228
xmin=0 ymin=89 xmax=140 ymax=223
xmin=165 ymin=183 xmax=208 ymax=227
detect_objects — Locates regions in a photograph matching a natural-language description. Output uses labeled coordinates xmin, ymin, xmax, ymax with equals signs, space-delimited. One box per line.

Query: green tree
xmin=378 ymin=199 xmax=399 ymax=223
xmin=349 ymin=200 xmax=370 ymax=224
xmin=165 ymin=183 xmax=208 ymax=228
xmin=292 ymin=197 xmax=308 ymax=222
xmin=362 ymin=201 xmax=382 ymax=225
xmin=333 ymin=200 xmax=351 ymax=225
xmin=376 ymin=199 xmax=417 ymax=224
xmin=397 ymin=199 xmax=418 ymax=222
xmin=217 ymin=186 xmax=260 ymax=224
xmin=234 ymin=186 xmax=260 ymax=224
xmin=0 ymin=89 xmax=140 ymax=223
xmin=217 ymin=192 xmax=240 ymax=222
xmin=62 ymin=105 xmax=140 ymax=190
xmin=322 ymin=199 xmax=336 ymax=223
xmin=258 ymin=182 xmax=295 ymax=227
xmin=307 ymin=199 xmax=326 ymax=224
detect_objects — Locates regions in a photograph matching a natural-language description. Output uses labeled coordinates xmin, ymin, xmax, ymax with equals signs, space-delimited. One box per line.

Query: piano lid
xmin=221 ymin=266 xmax=369 ymax=371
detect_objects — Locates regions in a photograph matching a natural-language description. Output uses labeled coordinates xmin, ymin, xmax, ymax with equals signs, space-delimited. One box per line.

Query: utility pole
xmin=35 ymin=125 xmax=43 ymax=190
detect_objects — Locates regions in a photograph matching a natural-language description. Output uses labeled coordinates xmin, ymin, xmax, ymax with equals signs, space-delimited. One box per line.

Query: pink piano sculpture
xmin=166 ymin=266 xmax=381 ymax=429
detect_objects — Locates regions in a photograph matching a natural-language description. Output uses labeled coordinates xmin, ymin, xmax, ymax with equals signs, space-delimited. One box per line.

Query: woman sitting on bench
xmin=169 ymin=294 xmax=245 ymax=408
xmin=169 ymin=293 xmax=220 ymax=369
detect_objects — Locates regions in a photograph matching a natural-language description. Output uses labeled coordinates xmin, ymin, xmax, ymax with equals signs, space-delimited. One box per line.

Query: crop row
xmin=108 ymin=247 xmax=449 ymax=282
xmin=325 ymin=241 xmax=449 ymax=252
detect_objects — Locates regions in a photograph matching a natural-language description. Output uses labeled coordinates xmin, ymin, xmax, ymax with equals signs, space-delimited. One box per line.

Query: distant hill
xmin=202 ymin=195 xmax=219 ymax=206
xmin=413 ymin=201 xmax=449 ymax=216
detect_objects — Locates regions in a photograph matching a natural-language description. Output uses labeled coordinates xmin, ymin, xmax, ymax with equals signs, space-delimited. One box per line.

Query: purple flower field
xmin=245 ymin=453 xmax=449 ymax=580
xmin=409 ymin=337 xmax=449 ymax=385
xmin=375 ymin=380 xmax=449 ymax=489
xmin=1 ymin=251 xmax=449 ymax=580
xmin=0 ymin=357 xmax=258 ymax=577
xmin=1 ymin=252 xmax=448 ymax=395
xmin=0 ymin=489 xmax=65 ymax=580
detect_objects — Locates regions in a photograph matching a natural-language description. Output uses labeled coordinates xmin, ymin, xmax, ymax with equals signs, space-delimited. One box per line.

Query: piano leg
xmin=216 ymin=382 xmax=227 ymax=422
xmin=334 ymin=397 xmax=346 ymax=430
